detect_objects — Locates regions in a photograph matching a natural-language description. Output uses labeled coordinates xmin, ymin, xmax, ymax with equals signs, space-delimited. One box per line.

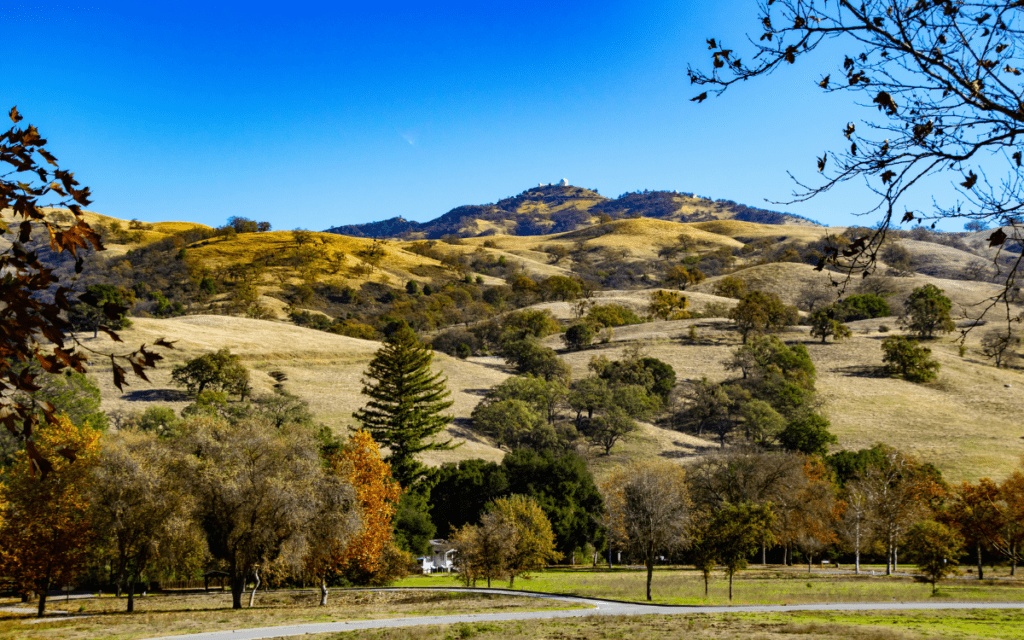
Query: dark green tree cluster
xmin=676 ymin=336 xmax=835 ymax=455
xmin=430 ymin=449 xmax=605 ymax=561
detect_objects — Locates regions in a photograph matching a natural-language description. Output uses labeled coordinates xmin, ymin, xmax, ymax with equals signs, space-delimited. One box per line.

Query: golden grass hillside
xmin=79 ymin=315 xmax=509 ymax=465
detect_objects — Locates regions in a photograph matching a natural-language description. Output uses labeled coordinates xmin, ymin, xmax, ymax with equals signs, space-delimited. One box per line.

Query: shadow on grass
xmin=835 ymin=364 xmax=888 ymax=378
xmin=121 ymin=388 xmax=190 ymax=402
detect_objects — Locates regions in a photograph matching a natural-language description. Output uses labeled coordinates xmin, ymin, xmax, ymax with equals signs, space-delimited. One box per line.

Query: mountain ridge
xmin=324 ymin=185 xmax=822 ymax=239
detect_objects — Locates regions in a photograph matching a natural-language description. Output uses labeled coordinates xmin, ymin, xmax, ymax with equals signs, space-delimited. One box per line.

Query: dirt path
xmin=134 ymin=587 xmax=1024 ymax=640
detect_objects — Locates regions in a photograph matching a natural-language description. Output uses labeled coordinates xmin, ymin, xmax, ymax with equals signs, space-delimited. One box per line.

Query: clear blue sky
xmin=4 ymin=0 xmax=960 ymax=231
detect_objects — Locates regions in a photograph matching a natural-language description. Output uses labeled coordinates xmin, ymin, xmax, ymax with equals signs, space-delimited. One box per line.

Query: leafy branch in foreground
xmin=0 ymin=106 xmax=172 ymax=475
xmin=689 ymin=0 xmax=1024 ymax=327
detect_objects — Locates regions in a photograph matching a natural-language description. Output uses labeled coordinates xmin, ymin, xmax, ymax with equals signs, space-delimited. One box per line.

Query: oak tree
xmin=603 ymin=460 xmax=691 ymax=601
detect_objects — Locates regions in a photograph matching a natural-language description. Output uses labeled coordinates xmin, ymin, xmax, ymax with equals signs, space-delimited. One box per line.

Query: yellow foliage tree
xmin=322 ymin=431 xmax=404 ymax=590
xmin=647 ymin=290 xmax=690 ymax=321
xmin=0 ymin=416 xmax=100 ymax=617
xmin=490 ymin=495 xmax=561 ymax=587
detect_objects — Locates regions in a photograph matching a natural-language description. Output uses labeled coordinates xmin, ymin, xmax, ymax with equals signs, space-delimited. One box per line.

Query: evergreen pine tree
xmin=354 ymin=325 xmax=456 ymax=493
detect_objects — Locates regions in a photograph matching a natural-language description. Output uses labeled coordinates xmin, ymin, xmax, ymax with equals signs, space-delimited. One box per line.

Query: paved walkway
xmin=130 ymin=587 xmax=1024 ymax=640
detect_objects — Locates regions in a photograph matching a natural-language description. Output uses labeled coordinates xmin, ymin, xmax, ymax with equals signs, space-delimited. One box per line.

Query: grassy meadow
xmin=263 ymin=609 xmax=1024 ymax=640
xmin=393 ymin=566 xmax=1024 ymax=606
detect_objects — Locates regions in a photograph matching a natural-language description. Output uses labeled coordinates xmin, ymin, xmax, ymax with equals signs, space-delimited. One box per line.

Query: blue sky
xmin=4 ymin=1 xmax=964 ymax=231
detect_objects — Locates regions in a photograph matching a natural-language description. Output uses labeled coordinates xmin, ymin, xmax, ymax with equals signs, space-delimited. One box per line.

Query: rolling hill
xmin=324 ymin=184 xmax=822 ymax=239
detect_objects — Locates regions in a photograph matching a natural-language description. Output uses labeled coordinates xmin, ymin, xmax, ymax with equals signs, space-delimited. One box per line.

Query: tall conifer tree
xmin=354 ymin=326 xmax=455 ymax=493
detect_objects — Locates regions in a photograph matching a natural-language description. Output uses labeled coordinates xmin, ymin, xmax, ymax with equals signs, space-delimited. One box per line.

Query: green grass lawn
xmin=393 ymin=566 xmax=1024 ymax=606
xmin=289 ymin=609 xmax=1024 ymax=640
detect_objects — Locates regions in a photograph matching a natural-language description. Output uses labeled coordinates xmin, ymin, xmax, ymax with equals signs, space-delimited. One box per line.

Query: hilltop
xmin=324 ymin=184 xmax=821 ymax=239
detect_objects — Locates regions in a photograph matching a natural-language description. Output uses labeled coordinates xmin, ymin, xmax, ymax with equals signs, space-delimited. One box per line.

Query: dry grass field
xmin=0 ymin=590 xmax=573 ymax=640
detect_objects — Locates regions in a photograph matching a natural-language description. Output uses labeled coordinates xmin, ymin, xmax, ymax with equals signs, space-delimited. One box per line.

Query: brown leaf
xmin=706 ymin=38 xmax=717 ymax=50
xmin=691 ymin=92 xmax=708 ymax=104
xmin=902 ymin=211 xmax=916 ymax=223
xmin=961 ymin=171 xmax=978 ymax=189
xmin=154 ymin=338 xmax=177 ymax=349
xmin=9 ymin=106 xmax=22 ymax=123
xmin=112 ymin=359 xmax=127 ymax=392
xmin=988 ymin=228 xmax=1008 ymax=247
xmin=97 ymin=325 xmax=123 ymax=343
xmin=881 ymin=170 xmax=896 ymax=184
xmin=819 ymin=75 xmax=830 ymax=89
xmin=784 ymin=45 xmax=797 ymax=64
xmin=817 ymin=153 xmax=827 ymax=172
xmin=1014 ymin=151 xmax=1021 ymax=167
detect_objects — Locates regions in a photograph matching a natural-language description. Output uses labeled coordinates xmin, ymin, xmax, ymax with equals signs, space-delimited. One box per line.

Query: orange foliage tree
xmin=307 ymin=431 xmax=403 ymax=603
xmin=0 ymin=416 xmax=100 ymax=616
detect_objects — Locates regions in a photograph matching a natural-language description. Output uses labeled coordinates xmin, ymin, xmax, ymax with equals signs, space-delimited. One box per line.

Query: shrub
xmin=902 ymin=284 xmax=956 ymax=338
xmin=882 ymin=336 xmax=940 ymax=382
xmin=836 ymin=293 xmax=891 ymax=321
xmin=714 ymin=276 xmax=747 ymax=299
xmin=563 ymin=324 xmax=594 ymax=351
xmin=586 ymin=304 xmax=642 ymax=327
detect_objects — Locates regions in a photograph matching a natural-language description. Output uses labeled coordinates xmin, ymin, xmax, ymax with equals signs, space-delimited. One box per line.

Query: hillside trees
xmin=171 ymin=348 xmax=250 ymax=399
xmin=689 ymin=0 xmax=1024 ymax=304
xmin=0 ymin=107 xmax=169 ymax=475
xmin=809 ymin=306 xmax=852 ymax=344
xmin=903 ymin=285 xmax=956 ymax=338
xmin=882 ymin=336 xmax=941 ymax=383
xmin=603 ymin=460 xmax=691 ymax=601
xmin=728 ymin=290 xmax=798 ymax=343
xmin=354 ymin=325 xmax=455 ymax=493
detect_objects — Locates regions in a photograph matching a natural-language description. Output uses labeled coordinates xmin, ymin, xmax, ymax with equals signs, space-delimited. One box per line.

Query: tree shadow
xmin=447 ymin=417 xmax=490 ymax=445
xmin=834 ymin=364 xmax=888 ymax=379
xmin=657 ymin=440 xmax=720 ymax=459
xmin=120 ymin=388 xmax=190 ymax=402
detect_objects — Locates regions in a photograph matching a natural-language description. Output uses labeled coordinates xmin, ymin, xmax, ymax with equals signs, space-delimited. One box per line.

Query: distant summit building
xmin=538 ymin=178 xmax=570 ymax=187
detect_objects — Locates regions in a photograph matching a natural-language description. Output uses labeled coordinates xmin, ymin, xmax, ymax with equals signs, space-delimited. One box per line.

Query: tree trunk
xmin=37 ymin=573 xmax=51 ymax=618
xmin=230 ymin=574 xmax=245 ymax=610
xmin=728 ymin=570 xmax=734 ymax=601
xmin=319 ymin=577 xmax=328 ymax=606
xmin=248 ymin=568 xmax=261 ymax=608
xmin=703 ymin=572 xmax=709 ymax=597
xmin=886 ymin=544 xmax=893 ymax=576
xmin=854 ymin=522 xmax=861 ymax=575
xmin=807 ymin=555 xmax=813 ymax=573
xmin=645 ymin=557 xmax=653 ymax=602
xmin=127 ymin=575 xmax=136 ymax=613
xmin=486 ymin=575 xmax=491 ymax=588
xmin=976 ymin=543 xmax=984 ymax=580
xmin=893 ymin=545 xmax=899 ymax=573
xmin=1011 ymin=544 xmax=1017 ymax=577
xmin=762 ymin=544 xmax=766 ymax=565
